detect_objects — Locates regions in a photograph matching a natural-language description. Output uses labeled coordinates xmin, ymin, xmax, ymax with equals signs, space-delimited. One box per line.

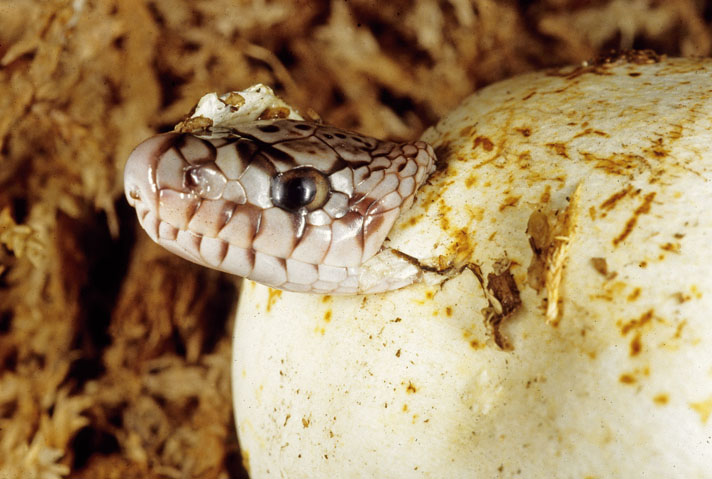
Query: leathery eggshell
xmin=232 ymin=53 xmax=712 ymax=478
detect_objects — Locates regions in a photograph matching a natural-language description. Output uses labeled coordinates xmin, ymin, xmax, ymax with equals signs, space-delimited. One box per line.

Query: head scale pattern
xmin=124 ymin=119 xmax=435 ymax=294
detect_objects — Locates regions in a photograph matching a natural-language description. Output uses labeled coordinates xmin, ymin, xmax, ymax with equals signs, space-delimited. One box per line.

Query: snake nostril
xmin=128 ymin=188 xmax=141 ymax=201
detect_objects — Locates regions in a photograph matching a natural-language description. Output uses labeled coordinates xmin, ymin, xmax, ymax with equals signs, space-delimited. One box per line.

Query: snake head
xmin=124 ymin=119 xmax=435 ymax=294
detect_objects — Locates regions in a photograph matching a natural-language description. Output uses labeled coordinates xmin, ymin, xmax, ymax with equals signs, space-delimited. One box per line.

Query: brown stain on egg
xmin=546 ymin=142 xmax=569 ymax=158
xmin=465 ymin=174 xmax=478 ymax=188
xmin=660 ymin=242 xmax=680 ymax=253
xmin=459 ymin=125 xmax=477 ymax=139
xmin=629 ymin=333 xmax=642 ymax=356
xmin=600 ymin=184 xmax=633 ymax=212
xmin=613 ymin=191 xmax=656 ymax=246
xmin=690 ymin=396 xmax=712 ymax=424
xmin=266 ymin=288 xmax=282 ymax=312
xmin=498 ymin=195 xmax=521 ymax=211
xmin=472 ymin=136 xmax=494 ymax=151
xmin=627 ymin=288 xmax=641 ymax=302
xmin=573 ymin=128 xmax=610 ymax=139
xmin=619 ymin=373 xmax=636 ymax=384
xmin=590 ymin=257 xmax=611 ymax=277
xmin=617 ymin=309 xmax=669 ymax=358
xmin=653 ymin=393 xmax=669 ymax=406
xmin=620 ymin=309 xmax=654 ymax=335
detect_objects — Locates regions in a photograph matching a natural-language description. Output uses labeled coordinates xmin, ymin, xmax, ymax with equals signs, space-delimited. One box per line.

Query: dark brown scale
xmin=175 ymin=135 xmax=218 ymax=164
xmin=235 ymin=138 xmax=260 ymax=161
xmin=257 ymin=124 xmax=281 ymax=133
xmin=259 ymin=144 xmax=301 ymax=171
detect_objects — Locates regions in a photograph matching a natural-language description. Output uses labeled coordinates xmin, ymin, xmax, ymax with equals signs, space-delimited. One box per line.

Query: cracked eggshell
xmin=177 ymin=84 xmax=304 ymax=136
xmin=232 ymin=54 xmax=712 ymax=478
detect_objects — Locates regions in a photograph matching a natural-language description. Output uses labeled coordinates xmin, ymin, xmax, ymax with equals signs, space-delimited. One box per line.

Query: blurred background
xmin=0 ymin=1 xmax=710 ymax=477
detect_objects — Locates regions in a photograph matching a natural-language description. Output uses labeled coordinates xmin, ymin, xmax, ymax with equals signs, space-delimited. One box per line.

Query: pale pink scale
xmin=291 ymin=225 xmax=331 ymax=264
xmin=217 ymin=204 xmax=260 ymax=249
xmin=222 ymin=181 xmax=247 ymax=204
xmin=352 ymin=166 xmax=370 ymax=186
xmin=252 ymin=207 xmax=297 ymax=258
xmin=239 ymin=162 xmax=273 ymax=208
xmin=220 ymin=244 xmax=254 ymax=277
xmin=286 ymin=258 xmax=319 ymax=285
xmin=399 ymin=159 xmax=418 ymax=177
xmin=310 ymin=280 xmax=338 ymax=293
xmin=361 ymin=208 xmax=400 ymax=262
xmin=199 ymin=236 xmax=228 ymax=267
xmin=215 ymin=144 xmax=246 ymax=179
xmin=365 ymin=173 xmax=399 ymax=200
xmin=317 ymin=264 xmax=348 ymax=282
xmin=156 ymin=148 xmax=188 ymax=190
xmin=187 ymin=199 xmax=233 ymax=237
xmin=416 ymin=146 xmax=434 ymax=166
xmin=368 ymin=156 xmax=391 ymax=170
xmin=279 ymin=282 xmax=313 ymax=293
xmin=338 ymin=275 xmax=359 ymax=289
xmin=322 ymin=192 xmax=349 ymax=219
xmin=158 ymin=189 xmax=199 ymax=230
xmin=306 ymin=209 xmax=332 ymax=226
xmin=369 ymin=191 xmax=403 ymax=215
xmin=139 ymin=210 xmax=159 ymax=242
xmin=354 ymin=169 xmax=384 ymax=195
xmin=158 ymin=222 xmax=178 ymax=241
xmin=415 ymin=164 xmax=428 ymax=183
xmin=251 ymin=252 xmax=287 ymax=286
xmin=322 ymin=213 xmax=364 ymax=267
xmin=179 ymin=135 xmax=213 ymax=164
xmin=329 ymin=167 xmax=354 ymax=196
xmin=175 ymin=229 xmax=203 ymax=259
xmin=397 ymin=176 xmax=416 ymax=198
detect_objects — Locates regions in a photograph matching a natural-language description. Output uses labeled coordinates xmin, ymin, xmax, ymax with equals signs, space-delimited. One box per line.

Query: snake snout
xmin=124 ymin=133 xmax=181 ymax=209
xmin=124 ymin=133 xmax=183 ymax=243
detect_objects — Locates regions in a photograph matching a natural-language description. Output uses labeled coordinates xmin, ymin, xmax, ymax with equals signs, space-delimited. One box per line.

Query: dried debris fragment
xmin=469 ymin=260 xmax=522 ymax=350
xmin=527 ymin=183 xmax=582 ymax=326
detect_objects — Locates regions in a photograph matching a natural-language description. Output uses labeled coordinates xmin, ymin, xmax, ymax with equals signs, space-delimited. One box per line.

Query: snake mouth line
xmin=136 ymin=207 xmax=363 ymax=294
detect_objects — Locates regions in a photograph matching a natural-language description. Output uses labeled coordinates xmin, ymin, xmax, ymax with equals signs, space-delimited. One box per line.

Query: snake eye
xmin=271 ymin=167 xmax=330 ymax=212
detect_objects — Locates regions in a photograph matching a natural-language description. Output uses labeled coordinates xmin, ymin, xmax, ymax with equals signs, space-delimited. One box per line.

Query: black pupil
xmin=274 ymin=175 xmax=316 ymax=211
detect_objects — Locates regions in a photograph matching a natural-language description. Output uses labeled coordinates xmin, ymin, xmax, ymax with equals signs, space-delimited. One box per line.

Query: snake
xmin=124 ymin=119 xmax=436 ymax=294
